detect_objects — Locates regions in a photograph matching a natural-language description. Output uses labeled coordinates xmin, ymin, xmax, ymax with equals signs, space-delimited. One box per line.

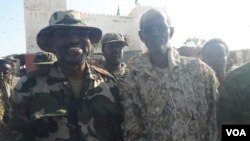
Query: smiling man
xmin=7 ymin=10 xmax=123 ymax=141
xmin=121 ymin=8 xmax=219 ymax=141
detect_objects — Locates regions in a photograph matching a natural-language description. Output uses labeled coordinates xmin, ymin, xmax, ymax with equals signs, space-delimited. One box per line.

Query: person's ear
xmin=139 ymin=30 xmax=145 ymax=43
xmin=169 ymin=27 xmax=174 ymax=39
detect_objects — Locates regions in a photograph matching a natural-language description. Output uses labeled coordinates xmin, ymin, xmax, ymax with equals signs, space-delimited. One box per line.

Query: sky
xmin=1 ymin=0 xmax=250 ymax=57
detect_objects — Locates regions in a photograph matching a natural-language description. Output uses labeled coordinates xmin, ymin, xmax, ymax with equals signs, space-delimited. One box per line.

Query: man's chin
xmin=110 ymin=62 xmax=120 ymax=66
xmin=149 ymin=46 xmax=164 ymax=53
xmin=64 ymin=55 xmax=87 ymax=64
xmin=66 ymin=60 xmax=85 ymax=65
xmin=63 ymin=58 xmax=86 ymax=66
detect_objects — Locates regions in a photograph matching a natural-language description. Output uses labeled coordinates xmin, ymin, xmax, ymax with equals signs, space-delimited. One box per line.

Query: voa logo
xmin=226 ymin=129 xmax=246 ymax=136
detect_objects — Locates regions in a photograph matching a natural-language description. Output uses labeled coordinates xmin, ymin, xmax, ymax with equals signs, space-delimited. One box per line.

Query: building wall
xmin=24 ymin=0 xmax=66 ymax=53
xmin=229 ymin=49 xmax=250 ymax=65
xmin=84 ymin=14 xmax=132 ymax=52
xmin=24 ymin=1 xmax=165 ymax=53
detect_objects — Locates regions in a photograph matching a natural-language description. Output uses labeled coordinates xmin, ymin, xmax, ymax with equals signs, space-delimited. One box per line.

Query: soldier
xmin=121 ymin=9 xmax=219 ymax=141
xmin=202 ymin=38 xmax=229 ymax=83
xmin=7 ymin=10 xmax=123 ymax=141
xmin=101 ymin=33 xmax=129 ymax=81
xmin=32 ymin=52 xmax=57 ymax=76
xmin=0 ymin=59 xmax=12 ymax=140
xmin=217 ymin=62 xmax=250 ymax=130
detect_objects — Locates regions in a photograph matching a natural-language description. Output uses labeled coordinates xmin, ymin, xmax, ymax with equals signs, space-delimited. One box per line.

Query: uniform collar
xmin=48 ymin=62 xmax=99 ymax=81
xmin=142 ymin=47 xmax=181 ymax=73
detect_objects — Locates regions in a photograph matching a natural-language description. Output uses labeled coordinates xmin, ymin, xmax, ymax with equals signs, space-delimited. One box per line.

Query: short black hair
xmin=202 ymin=38 xmax=229 ymax=56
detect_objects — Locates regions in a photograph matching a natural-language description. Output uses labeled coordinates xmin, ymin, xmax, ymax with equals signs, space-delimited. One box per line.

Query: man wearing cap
xmin=121 ymin=9 xmax=219 ymax=141
xmin=100 ymin=33 xmax=129 ymax=81
xmin=7 ymin=10 xmax=123 ymax=141
xmin=32 ymin=52 xmax=57 ymax=76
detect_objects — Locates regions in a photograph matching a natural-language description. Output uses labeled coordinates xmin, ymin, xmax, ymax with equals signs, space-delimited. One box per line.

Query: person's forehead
xmin=141 ymin=11 xmax=169 ymax=27
xmin=105 ymin=42 xmax=125 ymax=48
xmin=204 ymin=43 xmax=226 ymax=53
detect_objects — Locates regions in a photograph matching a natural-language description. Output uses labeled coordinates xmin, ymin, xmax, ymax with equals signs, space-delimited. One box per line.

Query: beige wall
xmin=24 ymin=0 xmax=66 ymax=53
xmin=24 ymin=2 xmax=166 ymax=53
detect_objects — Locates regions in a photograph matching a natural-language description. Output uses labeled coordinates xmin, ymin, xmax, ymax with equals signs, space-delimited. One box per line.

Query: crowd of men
xmin=0 ymin=8 xmax=249 ymax=141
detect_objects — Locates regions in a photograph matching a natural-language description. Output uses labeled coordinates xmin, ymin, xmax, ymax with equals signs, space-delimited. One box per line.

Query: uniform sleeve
xmin=6 ymin=76 xmax=36 ymax=141
xmin=120 ymin=70 xmax=148 ymax=141
xmin=107 ymin=77 xmax=125 ymax=141
xmin=95 ymin=73 xmax=125 ymax=141
xmin=201 ymin=62 xmax=220 ymax=141
xmin=217 ymin=79 xmax=243 ymax=125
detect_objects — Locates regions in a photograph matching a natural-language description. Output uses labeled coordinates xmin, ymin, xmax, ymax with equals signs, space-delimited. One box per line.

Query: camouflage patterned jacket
xmin=0 ymin=82 xmax=11 ymax=120
xmin=99 ymin=63 xmax=129 ymax=84
xmin=217 ymin=62 xmax=250 ymax=125
xmin=112 ymin=63 xmax=129 ymax=82
xmin=7 ymin=62 xmax=124 ymax=141
xmin=0 ymin=82 xmax=12 ymax=140
xmin=121 ymin=47 xmax=219 ymax=141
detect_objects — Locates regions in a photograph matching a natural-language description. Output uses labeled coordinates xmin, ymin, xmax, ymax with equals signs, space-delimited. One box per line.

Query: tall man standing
xmin=7 ymin=10 xmax=123 ymax=141
xmin=122 ymin=9 xmax=219 ymax=141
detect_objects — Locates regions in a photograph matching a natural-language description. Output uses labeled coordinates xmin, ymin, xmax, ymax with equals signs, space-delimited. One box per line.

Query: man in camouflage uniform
xmin=217 ymin=62 xmax=250 ymax=129
xmin=0 ymin=59 xmax=13 ymax=140
xmin=7 ymin=10 xmax=123 ymax=141
xmin=121 ymin=9 xmax=219 ymax=141
xmin=100 ymin=33 xmax=129 ymax=81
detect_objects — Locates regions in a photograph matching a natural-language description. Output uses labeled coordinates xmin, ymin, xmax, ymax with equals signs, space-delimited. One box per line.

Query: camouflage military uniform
xmin=0 ymin=82 xmax=11 ymax=119
xmin=101 ymin=63 xmax=129 ymax=82
xmin=121 ymin=47 xmax=219 ymax=141
xmin=7 ymin=62 xmax=124 ymax=141
xmin=0 ymin=82 xmax=11 ymax=140
xmin=217 ymin=62 xmax=250 ymax=125
xmin=112 ymin=63 xmax=129 ymax=81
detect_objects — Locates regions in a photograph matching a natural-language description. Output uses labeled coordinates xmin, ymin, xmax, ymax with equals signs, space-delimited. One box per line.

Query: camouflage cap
xmin=33 ymin=52 xmax=57 ymax=65
xmin=37 ymin=10 xmax=102 ymax=52
xmin=101 ymin=33 xmax=128 ymax=46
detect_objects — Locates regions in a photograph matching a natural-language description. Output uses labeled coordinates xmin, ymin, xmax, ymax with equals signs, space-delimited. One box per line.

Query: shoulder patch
xmin=91 ymin=65 xmax=115 ymax=79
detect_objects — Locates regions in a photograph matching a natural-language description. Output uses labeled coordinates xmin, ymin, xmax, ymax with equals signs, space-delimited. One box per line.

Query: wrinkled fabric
xmin=121 ymin=47 xmax=219 ymax=141
xmin=218 ymin=62 xmax=250 ymax=125
xmin=6 ymin=62 xmax=124 ymax=141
